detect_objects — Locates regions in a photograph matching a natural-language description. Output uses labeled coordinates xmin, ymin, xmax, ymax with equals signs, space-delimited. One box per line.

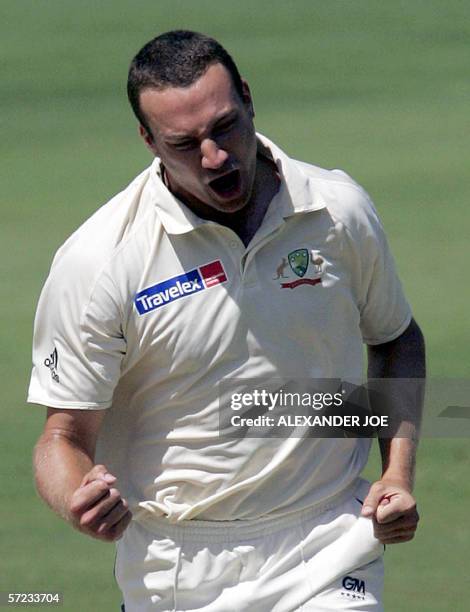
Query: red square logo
xmin=199 ymin=260 xmax=227 ymax=287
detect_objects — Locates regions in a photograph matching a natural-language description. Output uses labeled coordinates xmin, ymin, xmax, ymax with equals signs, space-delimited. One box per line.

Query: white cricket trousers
xmin=115 ymin=481 xmax=384 ymax=611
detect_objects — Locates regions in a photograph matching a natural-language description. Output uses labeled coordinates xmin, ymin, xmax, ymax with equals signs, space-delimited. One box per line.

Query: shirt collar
xmin=149 ymin=132 xmax=326 ymax=235
xmin=256 ymin=133 xmax=326 ymax=218
xmin=149 ymin=158 xmax=205 ymax=235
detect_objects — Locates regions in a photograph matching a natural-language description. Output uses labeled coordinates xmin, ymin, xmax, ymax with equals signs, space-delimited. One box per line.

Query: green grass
xmin=1 ymin=1 xmax=469 ymax=610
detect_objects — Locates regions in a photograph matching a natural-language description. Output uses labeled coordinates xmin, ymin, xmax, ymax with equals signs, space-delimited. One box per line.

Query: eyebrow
xmin=164 ymin=109 xmax=238 ymax=144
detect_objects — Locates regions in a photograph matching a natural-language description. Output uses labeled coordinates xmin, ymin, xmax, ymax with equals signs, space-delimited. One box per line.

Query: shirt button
xmin=230 ymin=241 xmax=238 ymax=249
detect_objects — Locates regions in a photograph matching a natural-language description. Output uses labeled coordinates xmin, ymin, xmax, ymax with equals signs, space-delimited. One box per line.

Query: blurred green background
xmin=1 ymin=1 xmax=469 ymax=610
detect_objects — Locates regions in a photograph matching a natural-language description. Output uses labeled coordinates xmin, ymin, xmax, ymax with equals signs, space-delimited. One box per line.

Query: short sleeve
xmin=355 ymin=197 xmax=412 ymax=345
xmin=27 ymin=248 xmax=126 ymax=409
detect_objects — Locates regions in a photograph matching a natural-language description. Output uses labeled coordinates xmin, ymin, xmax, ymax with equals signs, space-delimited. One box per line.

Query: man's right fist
xmin=69 ymin=464 xmax=132 ymax=542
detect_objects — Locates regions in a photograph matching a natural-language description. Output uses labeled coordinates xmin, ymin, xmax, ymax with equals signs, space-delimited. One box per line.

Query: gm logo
xmin=135 ymin=260 xmax=227 ymax=315
xmin=342 ymin=576 xmax=365 ymax=594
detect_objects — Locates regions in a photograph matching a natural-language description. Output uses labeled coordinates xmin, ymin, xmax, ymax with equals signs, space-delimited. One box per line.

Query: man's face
xmin=139 ymin=63 xmax=258 ymax=217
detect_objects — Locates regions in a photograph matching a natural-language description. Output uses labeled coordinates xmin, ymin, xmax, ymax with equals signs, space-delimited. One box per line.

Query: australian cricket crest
xmin=288 ymin=249 xmax=309 ymax=277
xmin=273 ymin=248 xmax=324 ymax=289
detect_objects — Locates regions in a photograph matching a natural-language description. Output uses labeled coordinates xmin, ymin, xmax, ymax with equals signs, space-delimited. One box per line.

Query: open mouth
xmin=209 ymin=169 xmax=241 ymax=197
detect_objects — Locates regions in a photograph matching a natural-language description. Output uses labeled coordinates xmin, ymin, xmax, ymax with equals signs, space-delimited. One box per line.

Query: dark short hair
xmin=127 ymin=30 xmax=244 ymax=138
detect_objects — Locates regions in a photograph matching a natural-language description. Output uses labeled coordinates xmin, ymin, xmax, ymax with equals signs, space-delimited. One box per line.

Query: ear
xmin=241 ymin=79 xmax=255 ymax=119
xmin=139 ymin=124 xmax=159 ymax=155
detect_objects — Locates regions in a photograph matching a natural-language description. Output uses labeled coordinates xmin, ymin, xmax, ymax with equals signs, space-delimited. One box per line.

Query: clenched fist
xmin=361 ymin=479 xmax=419 ymax=545
xmin=69 ymin=464 xmax=132 ymax=542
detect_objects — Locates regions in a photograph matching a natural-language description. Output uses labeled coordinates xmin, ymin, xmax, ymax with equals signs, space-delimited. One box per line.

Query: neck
xmin=161 ymin=148 xmax=280 ymax=246
xmin=223 ymin=153 xmax=280 ymax=245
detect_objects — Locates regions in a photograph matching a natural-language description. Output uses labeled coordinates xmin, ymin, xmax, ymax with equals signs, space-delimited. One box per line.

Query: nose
xmin=201 ymin=138 xmax=229 ymax=170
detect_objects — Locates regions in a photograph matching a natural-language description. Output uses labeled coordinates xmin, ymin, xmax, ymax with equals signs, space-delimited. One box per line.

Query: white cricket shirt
xmin=28 ymin=134 xmax=412 ymax=523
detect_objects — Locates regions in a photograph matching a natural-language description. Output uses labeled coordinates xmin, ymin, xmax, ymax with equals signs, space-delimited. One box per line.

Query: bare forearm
xmin=378 ymin=437 xmax=417 ymax=491
xmin=34 ymin=408 xmax=131 ymax=541
xmin=367 ymin=318 xmax=425 ymax=490
xmin=33 ymin=433 xmax=94 ymax=521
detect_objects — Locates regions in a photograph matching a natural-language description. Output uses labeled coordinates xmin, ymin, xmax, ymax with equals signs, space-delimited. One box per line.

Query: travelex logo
xmin=135 ymin=260 xmax=227 ymax=315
